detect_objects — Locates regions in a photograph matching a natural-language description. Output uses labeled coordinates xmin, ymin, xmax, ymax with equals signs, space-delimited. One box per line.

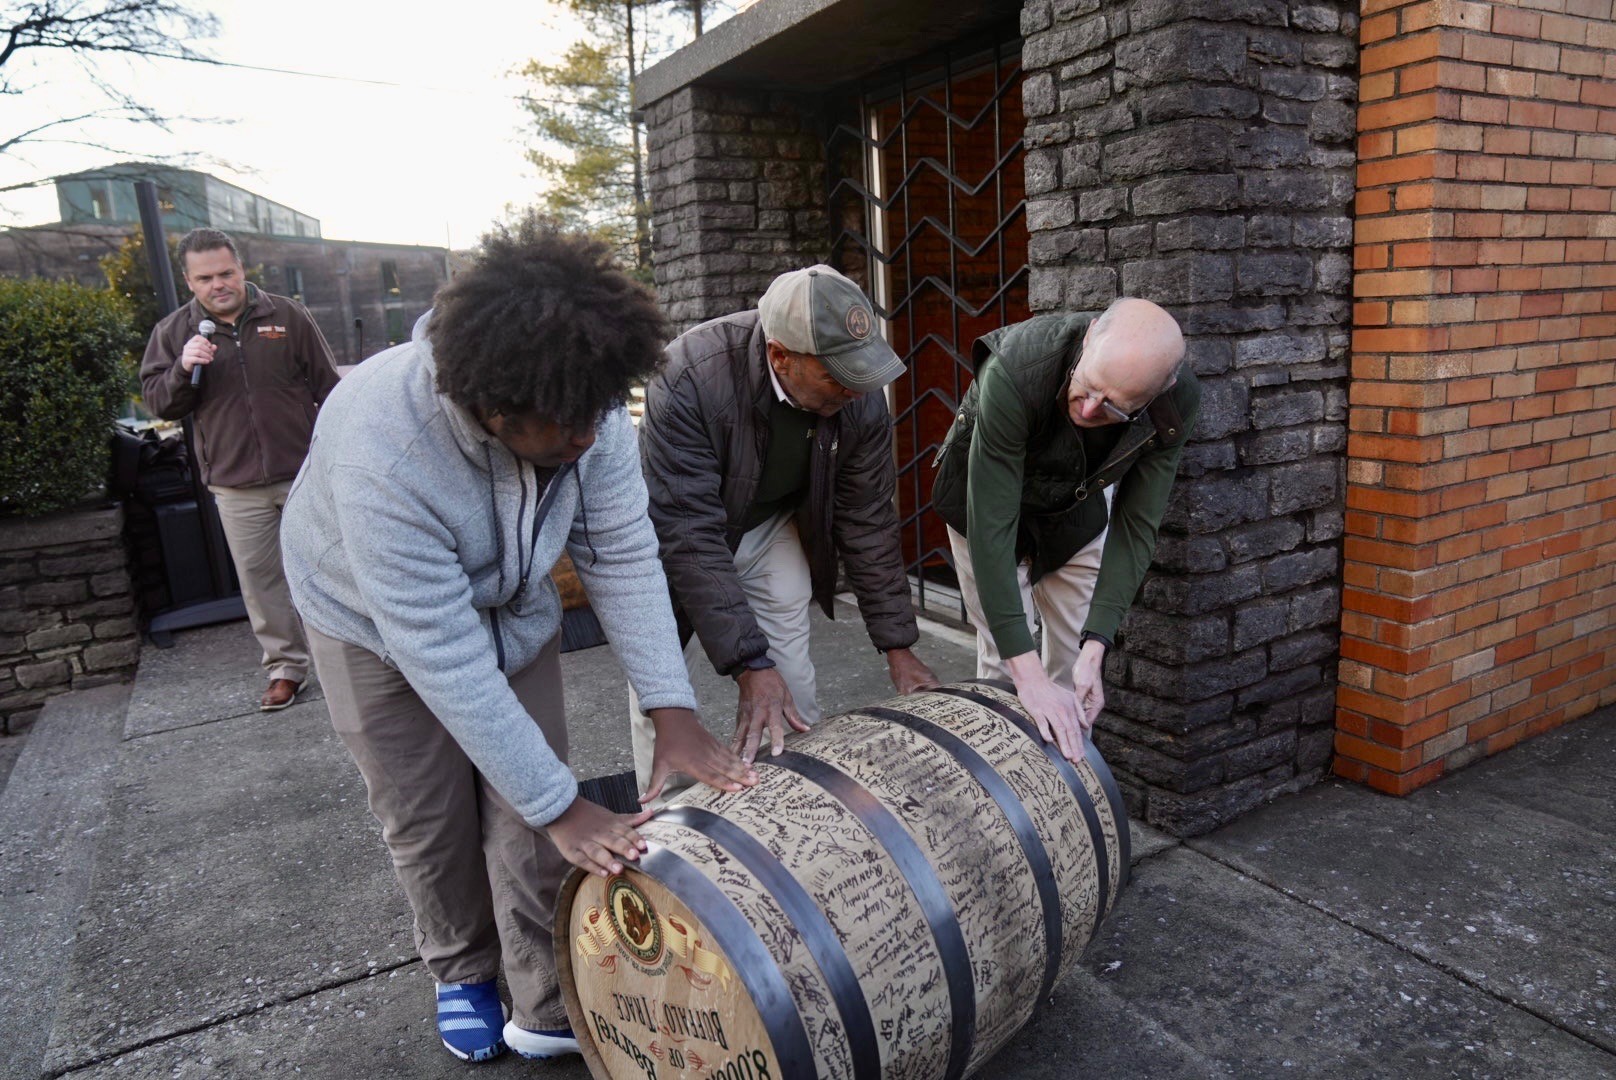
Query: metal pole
xmin=135 ymin=182 xmax=180 ymax=316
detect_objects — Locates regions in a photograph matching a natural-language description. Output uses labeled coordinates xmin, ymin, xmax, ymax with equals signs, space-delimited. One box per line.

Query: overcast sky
xmin=0 ymin=1 xmax=708 ymax=248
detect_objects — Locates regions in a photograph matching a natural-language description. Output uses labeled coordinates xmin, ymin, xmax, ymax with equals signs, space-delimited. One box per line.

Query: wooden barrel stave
xmin=559 ymin=682 xmax=1130 ymax=1080
xmin=788 ymin=707 xmax=1055 ymax=1074
xmin=939 ymin=681 xmax=1128 ymax=929
xmin=935 ymin=681 xmax=1126 ymax=960
xmin=649 ymin=804 xmax=872 ymax=1080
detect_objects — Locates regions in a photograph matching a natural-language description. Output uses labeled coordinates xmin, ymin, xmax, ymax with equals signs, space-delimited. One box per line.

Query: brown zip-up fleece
xmin=140 ymin=285 xmax=339 ymax=488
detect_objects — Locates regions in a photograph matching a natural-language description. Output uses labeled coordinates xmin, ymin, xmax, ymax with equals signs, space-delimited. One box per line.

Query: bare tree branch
xmin=0 ymin=1 xmax=216 ymax=77
xmin=0 ymin=1 xmax=219 ymax=160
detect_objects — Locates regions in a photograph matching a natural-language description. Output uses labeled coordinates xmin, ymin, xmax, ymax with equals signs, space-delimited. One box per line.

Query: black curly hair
xmin=429 ymin=216 xmax=667 ymax=428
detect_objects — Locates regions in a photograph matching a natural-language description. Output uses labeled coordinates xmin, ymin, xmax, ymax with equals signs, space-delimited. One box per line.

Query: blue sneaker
xmin=436 ymin=980 xmax=508 ymax=1062
xmin=502 ymin=1021 xmax=581 ymax=1060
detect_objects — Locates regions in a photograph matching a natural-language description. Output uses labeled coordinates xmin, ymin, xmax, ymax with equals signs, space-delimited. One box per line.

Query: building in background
xmin=55 ymin=162 xmax=323 ymax=238
xmin=0 ymin=163 xmax=449 ymax=365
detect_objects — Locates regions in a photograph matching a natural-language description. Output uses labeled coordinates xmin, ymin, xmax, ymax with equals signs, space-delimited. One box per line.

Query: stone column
xmin=1020 ymin=0 xmax=1359 ymax=833
xmin=643 ymin=86 xmax=831 ymax=331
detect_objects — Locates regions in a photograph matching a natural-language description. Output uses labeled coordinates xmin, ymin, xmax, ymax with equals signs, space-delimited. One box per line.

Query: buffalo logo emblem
xmin=845 ymin=305 xmax=873 ymax=340
xmin=607 ymin=876 xmax=663 ymax=965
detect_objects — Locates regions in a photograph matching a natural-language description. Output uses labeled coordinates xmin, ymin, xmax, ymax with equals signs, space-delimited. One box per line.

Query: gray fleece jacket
xmin=282 ymin=313 xmax=697 ymax=827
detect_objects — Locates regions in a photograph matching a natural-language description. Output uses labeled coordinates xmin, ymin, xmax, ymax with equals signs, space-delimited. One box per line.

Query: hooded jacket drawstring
xmin=490 ymin=442 xmax=592 ymax=594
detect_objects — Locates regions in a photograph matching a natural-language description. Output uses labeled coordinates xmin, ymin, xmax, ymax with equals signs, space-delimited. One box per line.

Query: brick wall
xmin=1020 ymin=0 xmax=1359 ymax=833
xmin=1342 ymin=0 xmax=1616 ymax=793
xmin=0 ymin=506 xmax=140 ymax=731
xmin=644 ymin=86 xmax=831 ymax=331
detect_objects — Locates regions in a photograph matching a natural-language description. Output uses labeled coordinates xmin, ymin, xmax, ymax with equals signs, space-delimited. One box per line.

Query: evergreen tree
xmin=516 ymin=0 xmax=728 ymax=278
xmin=100 ymin=232 xmax=185 ymax=343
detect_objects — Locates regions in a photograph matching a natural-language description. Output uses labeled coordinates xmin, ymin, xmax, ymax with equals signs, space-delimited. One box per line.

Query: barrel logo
xmin=608 ymin=877 xmax=665 ymax=966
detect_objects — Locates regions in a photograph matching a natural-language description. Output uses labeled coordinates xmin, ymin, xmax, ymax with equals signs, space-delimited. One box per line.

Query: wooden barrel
xmin=556 ymin=680 xmax=1130 ymax=1080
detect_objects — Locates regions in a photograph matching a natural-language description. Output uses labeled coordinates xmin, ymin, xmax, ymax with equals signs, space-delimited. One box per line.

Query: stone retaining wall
xmin=0 ymin=505 xmax=140 ymax=731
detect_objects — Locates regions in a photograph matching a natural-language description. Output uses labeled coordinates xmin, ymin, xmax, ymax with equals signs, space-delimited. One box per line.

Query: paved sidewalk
xmin=1 ymin=609 xmax=1611 ymax=1079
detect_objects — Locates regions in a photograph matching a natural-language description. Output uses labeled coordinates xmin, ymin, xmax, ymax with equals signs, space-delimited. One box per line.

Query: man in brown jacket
xmin=633 ymin=265 xmax=939 ymax=796
xmin=140 ymin=227 xmax=339 ymax=711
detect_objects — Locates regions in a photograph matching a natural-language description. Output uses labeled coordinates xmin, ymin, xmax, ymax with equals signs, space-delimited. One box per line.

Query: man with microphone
xmin=140 ymin=227 xmax=339 ymax=712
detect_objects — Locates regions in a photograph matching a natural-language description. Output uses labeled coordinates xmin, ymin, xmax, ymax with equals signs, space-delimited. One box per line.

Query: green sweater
xmin=931 ymin=314 xmax=1201 ymax=659
xmin=738 ymin=397 xmax=815 ymax=534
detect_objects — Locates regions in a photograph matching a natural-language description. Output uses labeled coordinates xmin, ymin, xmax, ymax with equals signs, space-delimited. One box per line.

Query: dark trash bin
xmin=108 ymin=425 xmax=237 ymax=618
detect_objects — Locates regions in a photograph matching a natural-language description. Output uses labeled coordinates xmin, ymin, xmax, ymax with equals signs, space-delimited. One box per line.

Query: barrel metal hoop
xmin=860 ymin=705 xmax=1065 ymax=1020
xmin=770 ymin=751 xmax=977 ymax=1080
xmin=936 ymin=685 xmax=1115 ymax=927
xmin=656 ymin=806 xmax=881 ymax=1080
xmin=638 ymin=845 xmax=817 ymax=1080
xmin=1086 ymin=740 xmax=1132 ymax=888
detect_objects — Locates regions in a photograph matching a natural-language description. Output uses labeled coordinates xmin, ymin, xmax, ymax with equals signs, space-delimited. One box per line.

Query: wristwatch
xmin=1079 ymin=631 xmax=1113 ymax=659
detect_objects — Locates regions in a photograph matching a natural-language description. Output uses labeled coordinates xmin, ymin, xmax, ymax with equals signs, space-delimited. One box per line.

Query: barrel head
xmin=559 ymin=865 xmax=786 ymax=1080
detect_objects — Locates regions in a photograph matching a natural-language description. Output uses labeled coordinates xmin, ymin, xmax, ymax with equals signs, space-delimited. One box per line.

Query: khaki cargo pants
xmin=308 ymin=625 xmax=572 ymax=1029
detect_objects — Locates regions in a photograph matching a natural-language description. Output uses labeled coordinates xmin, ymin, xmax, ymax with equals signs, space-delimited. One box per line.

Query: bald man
xmin=931 ymin=299 xmax=1201 ymax=761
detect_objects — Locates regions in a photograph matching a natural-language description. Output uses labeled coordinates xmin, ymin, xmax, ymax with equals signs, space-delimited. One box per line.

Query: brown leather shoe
xmin=260 ymin=678 xmax=305 ymax=712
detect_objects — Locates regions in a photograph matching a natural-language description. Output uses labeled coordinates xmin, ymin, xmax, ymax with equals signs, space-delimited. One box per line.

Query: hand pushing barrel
xmin=556 ymin=680 xmax=1130 ymax=1080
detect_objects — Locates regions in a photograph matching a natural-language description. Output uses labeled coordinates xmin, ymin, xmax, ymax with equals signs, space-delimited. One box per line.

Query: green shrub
xmin=0 ymin=277 xmax=140 ymax=516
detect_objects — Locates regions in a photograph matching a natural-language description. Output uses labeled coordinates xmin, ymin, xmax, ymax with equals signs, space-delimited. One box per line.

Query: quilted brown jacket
xmin=639 ymin=309 xmax=919 ymax=677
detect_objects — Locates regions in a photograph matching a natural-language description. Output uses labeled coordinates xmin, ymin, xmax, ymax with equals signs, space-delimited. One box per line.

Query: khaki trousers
xmin=629 ymin=511 xmax=820 ymax=800
xmin=948 ymin=524 xmax=1106 ymax=691
xmin=307 ymin=625 xmax=572 ymax=1029
xmin=209 ymin=481 xmax=309 ymax=684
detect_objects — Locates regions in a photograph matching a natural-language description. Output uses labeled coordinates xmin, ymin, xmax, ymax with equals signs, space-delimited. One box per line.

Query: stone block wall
xmin=0 ymin=505 xmax=140 ymax=731
xmin=1340 ymin=0 xmax=1616 ymax=794
xmin=1019 ymin=0 xmax=1360 ymax=833
xmin=644 ymin=86 xmax=832 ymax=331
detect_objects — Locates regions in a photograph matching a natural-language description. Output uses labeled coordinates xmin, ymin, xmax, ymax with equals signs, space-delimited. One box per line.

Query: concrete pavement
xmin=0 ymin=608 xmax=1610 ymax=1079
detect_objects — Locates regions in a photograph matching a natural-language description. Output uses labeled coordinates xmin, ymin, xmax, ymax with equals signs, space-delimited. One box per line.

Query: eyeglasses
xmin=1073 ymin=371 xmax=1177 ymax=425
xmin=1095 ymin=396 xmax=1145 ymax=424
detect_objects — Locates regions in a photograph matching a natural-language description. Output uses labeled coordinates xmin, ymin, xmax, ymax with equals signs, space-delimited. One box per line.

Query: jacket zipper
xmin=514 ymin=461 xmax=532 ymax=606
xmin=1085 ymin=425 xmax=1156 ymax=493
xmin=228 ymin=311 xmax=272 ymax=486
xmin=490 ymin=606 xmax=506 ymax=672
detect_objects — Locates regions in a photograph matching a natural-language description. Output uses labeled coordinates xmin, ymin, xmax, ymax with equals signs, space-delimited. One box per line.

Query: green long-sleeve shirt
xmin=931 ymin=314 xmax=1200 ymax=659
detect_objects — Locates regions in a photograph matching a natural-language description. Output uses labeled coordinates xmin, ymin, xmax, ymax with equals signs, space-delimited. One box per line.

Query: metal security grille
xmin=828 ymin=30 xmax=1030 ymax=617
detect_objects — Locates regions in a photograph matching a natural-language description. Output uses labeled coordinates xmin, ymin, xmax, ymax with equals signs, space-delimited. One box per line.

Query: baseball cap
xmin=757 ymin=266 xmax=905 ymax=393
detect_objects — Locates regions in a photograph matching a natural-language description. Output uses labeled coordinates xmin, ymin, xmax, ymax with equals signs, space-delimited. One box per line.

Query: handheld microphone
xmin=191 ymin=319 xmax=216 ymax=387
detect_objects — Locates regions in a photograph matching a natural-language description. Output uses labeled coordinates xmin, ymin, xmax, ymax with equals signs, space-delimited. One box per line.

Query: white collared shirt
xmin=767 ymin=359 xmax=804 ymax=410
